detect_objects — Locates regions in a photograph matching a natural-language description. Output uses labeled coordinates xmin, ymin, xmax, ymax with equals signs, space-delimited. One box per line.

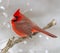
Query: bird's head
xmin=11 ymin=9 xmax=24 ymax=22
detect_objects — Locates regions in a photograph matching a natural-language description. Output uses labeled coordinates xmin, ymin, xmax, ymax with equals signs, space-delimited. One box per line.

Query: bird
xmin=11 ymin=9 xmax=57 ymax=38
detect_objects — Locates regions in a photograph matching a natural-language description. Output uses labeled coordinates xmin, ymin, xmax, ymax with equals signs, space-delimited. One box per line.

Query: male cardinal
xmin=11 ymin=9 xmax=57 ymax=38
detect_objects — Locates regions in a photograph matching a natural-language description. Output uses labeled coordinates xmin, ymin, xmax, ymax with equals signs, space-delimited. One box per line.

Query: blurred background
xmin=0 ymin=0 xmax=60 ymax=53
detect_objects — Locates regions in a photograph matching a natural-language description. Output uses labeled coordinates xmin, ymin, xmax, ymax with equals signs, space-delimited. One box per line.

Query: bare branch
xmin=43 ymin=19 xmax=56 ymax=29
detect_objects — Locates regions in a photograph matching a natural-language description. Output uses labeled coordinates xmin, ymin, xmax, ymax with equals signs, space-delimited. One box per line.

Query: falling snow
xmin=3 ymin=12 xmax=8 ymax=18
xmin=26 ymin=2 xmax=30 ymax=6
xmin=23 ymin=41 xmax=27 ymax=44
xmin=38 ymin=35 xmax=42 ymax=38
xmin=19 ymin=49 xmax=23 ymax=52
xmin=0 ymin=6 xmax=5 ymax=10
xmin=45 ymin=49 xmax=48 ymax=53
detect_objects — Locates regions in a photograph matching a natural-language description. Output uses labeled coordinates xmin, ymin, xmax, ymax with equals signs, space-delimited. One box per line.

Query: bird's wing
xmin=15 ymin=21 xmax=32 ymax=36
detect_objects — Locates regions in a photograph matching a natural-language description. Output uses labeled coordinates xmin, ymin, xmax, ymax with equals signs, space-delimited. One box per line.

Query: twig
xmin=43 ymin=19 xmax=56 ymax=29
xmin=0 ymin=19 xmax=56 ymax=53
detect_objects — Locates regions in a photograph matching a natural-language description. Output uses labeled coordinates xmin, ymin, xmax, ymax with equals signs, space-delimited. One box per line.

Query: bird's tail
xmin=34 ymin=26 xmax=57 ymax=38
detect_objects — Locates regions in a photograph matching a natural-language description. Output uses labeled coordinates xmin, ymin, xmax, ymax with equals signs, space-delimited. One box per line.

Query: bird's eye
xmin=15 ymin=16 xmax=18 ymax=18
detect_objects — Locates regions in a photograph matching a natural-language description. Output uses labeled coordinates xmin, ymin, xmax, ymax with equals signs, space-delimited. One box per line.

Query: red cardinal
xmin=11 ymin=9 xmax=57 ymax=38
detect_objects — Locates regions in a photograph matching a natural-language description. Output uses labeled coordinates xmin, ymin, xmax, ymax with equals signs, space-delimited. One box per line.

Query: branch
xmin=0 ymin=19 xmax=56 ymax=53
xmin=43 ymin=19 xmax=56 ymax=29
